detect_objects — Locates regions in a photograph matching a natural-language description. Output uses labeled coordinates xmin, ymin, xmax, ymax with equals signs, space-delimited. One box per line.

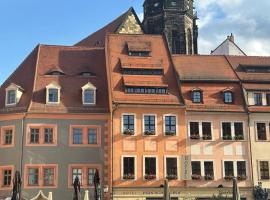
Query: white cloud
xmin=195 ymin=0 xmax=270 ymax=56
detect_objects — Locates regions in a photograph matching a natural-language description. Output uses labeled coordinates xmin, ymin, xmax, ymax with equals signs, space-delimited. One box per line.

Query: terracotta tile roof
xmin=172 ymin=55 xmax=239 ymax=81
xmin=127 ymin=41 xmax=151 ymax=52
xmin=226 ymin=56 xmax=270 ymax=82
xmin=75 ymin=7 xmax=143 ymax=48
xmin=123 ymin=75 xmax=168 ymax=87
xmin=181 ymin=83 xmax=245 ymax=112
xmin=242 ymin=83 xmax=270 ymax=91
xmin=106 ymin=34 xmax=183 ymax=106
xmin=0 ymin=46 xmax=39 ymax=113
xmin=120 ymin=57 xmax=163 ymax=69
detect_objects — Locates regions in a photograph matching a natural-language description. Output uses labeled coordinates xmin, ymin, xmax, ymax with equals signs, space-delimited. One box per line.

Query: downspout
xmin=248 ymin=112 xmax=255 ymax=189
xmin=20 ymin=113 xmax=26 ymax=176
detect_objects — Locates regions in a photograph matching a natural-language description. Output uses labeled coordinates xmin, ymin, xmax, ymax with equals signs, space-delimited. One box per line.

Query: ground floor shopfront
xmin=112 ymin=187 xmax=254 ymax=200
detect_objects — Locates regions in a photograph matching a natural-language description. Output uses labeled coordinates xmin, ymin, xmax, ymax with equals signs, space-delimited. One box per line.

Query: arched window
xmin=187 ymin=29 xmax=193 ymax=55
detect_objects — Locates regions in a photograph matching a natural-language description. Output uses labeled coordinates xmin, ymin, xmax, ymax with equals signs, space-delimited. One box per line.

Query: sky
xmin=0 ymin=0 xmax=270 ymax=85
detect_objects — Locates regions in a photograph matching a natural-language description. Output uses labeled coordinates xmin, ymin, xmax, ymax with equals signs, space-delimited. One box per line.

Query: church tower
xmin=143 ymin=0 xmax=198 ymax=54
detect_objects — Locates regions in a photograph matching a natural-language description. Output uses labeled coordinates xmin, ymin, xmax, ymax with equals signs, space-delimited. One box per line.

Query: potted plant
xmin=144 ymin=174 xmax=156 ymax=180
xmin=144 ymin=130 xmax=156 ymax=136
xmin=222 ymin=135 xmax=232 ymax=140
xmin=234 ymin=135 xmax=244 ymax=140
xmin=237 ymin=174 xmax=247 ymax=181
xmin=204 ymin=174 xmax=214 ymax=180
xmin=165 ymin=131 xmax=176 ymax=136
xmin=166 ymin=174 xmax=178 ymax=180
xmin=203 ymin=134 xmax=212 ymax=140
xmin=191 ymin=174 xmax=202 ymax=180
xmin=190 ymin=134 xmax=200 ymax=140
xmin=123 ymin=173 xmax=135 ymax=180
xmin=123 ymin=129 xmax=134 ymax=135
xmin=224 ymin=175 xmax=234 ymax=181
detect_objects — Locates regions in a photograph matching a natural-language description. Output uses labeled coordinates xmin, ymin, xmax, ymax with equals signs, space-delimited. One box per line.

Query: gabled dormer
xmin=82 ymin=82 xmax=96 ymax=105
xmin=46 ymin=82 xmax=61 ymax=105
xmin=5 ymin=83 xmax=24 ymax=107
xmin=191 ymin=88 xmax=203 ymax=104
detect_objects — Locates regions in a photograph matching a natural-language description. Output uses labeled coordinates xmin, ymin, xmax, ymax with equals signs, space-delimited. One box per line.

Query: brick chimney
xmin=227 ymin=33 xmax=235 ymax=43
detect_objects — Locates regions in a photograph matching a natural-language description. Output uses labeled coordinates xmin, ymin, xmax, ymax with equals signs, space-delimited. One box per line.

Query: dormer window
xmin=191 ymin=89 xmax=203 ymax=103
xmin=46 ymin=83 xmax=61 ymax=104
xmin=79 ymin=72 xmax=96 ymax=77
xmin=5 ymin=83 xmax=24 ymax=106
xmin=223 ymin=90 xmax=234 ymax=104
xmin=82 ymin=83 xmax=96 ymax=105
xmin=127 ymin=41 xmax=151 ymax=57
xmin=45 ymin=69 xmax=65 ymax=76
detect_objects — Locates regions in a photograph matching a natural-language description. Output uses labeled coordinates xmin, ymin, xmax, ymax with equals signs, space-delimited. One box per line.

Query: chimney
xmin=227 ymin=33 xmax=235 ymax=43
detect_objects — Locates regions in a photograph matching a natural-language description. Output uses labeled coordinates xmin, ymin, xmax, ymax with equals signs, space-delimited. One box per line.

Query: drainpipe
xmin=248 ymin=112 xmax=255 ymax=190
xmin=20 ymin=113 xmax=26 ymax=173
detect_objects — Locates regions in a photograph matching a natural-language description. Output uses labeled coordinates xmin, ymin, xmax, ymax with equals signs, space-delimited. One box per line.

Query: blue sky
xmin=0 ymin=0 xmax=269 ymax=85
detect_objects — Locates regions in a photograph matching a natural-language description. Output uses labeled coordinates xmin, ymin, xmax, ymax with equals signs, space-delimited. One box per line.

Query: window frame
xmin=0 ymin=166 xmax=14 ymax=189
xmin=220 ymin=121 xmax=245 ymax=141
xmin=46 ymin=83 xmax=61 ymax=105
xmin=121 ymin=113 xmax=136 ymax=136
xmin=188 ymin=121 xmax=213 ymax=141
xmin=142 ymin=114 xmax=157 ymax=136
xmin=121 ymin=155 xmax=137 ymax=181
xmin=222 ymin=160 xmax=248 ymax=180
xmin=69 ymin=125 xmax=101 ymax=147
xmin=5 ymin=89 xmax=17 ymax=106
xmin=143 ymin=156 xmax=158 ymax=180
xmin=258 ymin=160 xmax=270 ymax=180
xmin=255 ymin=122 xmax=268 ymax=141
xmin=190 ymin=160 xmax=215 ymax=181
xmin=163 ymin=114 xmax=178 ymax=136
xmin=223 ymin=91 xmax=234 ymax=104
xmin=0 ymin=126 xmax=15 ymax=148
xmin=191 ymin=89 xmax=203 ymax=104
xmin=164 ymin=156 xmax=179 ymax=180
xmin=253 ymin=92 xmax=263 ymax=106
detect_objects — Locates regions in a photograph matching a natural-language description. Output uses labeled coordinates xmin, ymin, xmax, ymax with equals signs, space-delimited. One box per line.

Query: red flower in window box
xmin=192 ymin=174 xmax=202 ymax=180
xmin=190 ymin=134 xmax=200 ymax=140
xmin=123 ymin=129 xmax=134 ymax=135
xmin=144 ymin=174 xmax=156 ymax=180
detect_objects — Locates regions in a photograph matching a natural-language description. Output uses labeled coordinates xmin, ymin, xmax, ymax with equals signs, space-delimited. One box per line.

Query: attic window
xmin=46 ymin=70 xmax=65 ymax=76
xmin=80 ymin=72 xmax=96 ymax=77
xmin=127 ymin=42 xmax=151 ymax=57
xmin=241 ymin=65 xmax=270 ymax=73
xmin=46 ymin=83 xmax=61 ymax=104
xmin=191 ymin=88 xmax=203 ymax=103
xmin=82 ymin=82 xmax=96 ymax=105
xmin=5 ymin=83 xmax=24 ymax=107
xmin=223 ymin=91 xmax=234 ymax=104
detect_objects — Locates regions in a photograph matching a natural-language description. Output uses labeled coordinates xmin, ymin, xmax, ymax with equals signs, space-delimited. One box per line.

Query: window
xmin=128 ymin=51 xmax=150 ymax=57
xmin=204 ymin=162 xmax=214 ymax=180
xmin=83 ymin=89 xmax=96 ymax=105
xmin=191 ymin=161 xmax=201 ymax=180
xmin=260 ymin=161 xmax=269 ymax=180
xmin=48 ymin=88 xmax=59 ymax=103
xmin=28 ymin=168 xmax=39 ymax=186
xmin=164 ymin=115 xmax=177 ymax=136
xmin=224 ymin=161 xmax=234 ymax=180
xmin=266 ymin=94 xmax=270 ymax=106
xmin=202 ymin=122 xmax=212 ymax=140
xmin=125 ymin=87 xmax=168 ymax=94
xmin=189 ymin=122 xmax=199 ymax=140
xmin=166 ymin=157 xmax=178 ymax=180
xmin=44 ymin=128 xmax=53 ymax=144
xmin=1 ymin=126 xmax=15 ymax=147
xmin=6 ymin=90 xmax=16 ymax=105
xmin=70 ymin=126 xmax=100 ymax=146
xmin=73 ymin=128 xmax=83 ymax=144
xmin=192 ymin=90 xmax=203 ymax=103
xmin=224 ymin=92 xmax=233 ymax=104
xmin=123 ymin=69 xmax=163 ymax=75
xmin=257 ymin=123 xmax=267 ymax=141
xmin=254 ymin=93 xmax=262 ymax=106
xmin=30 ymin=128 xmax=40 ymax=144
xmin=237 ymin=161 xmax=247 ymax=180
xmin=4 ymin=129 xmax=13 ymax=145
xmin=88 ymin=129 xmax=97 ymax=144
xmin=43 ymin=168 xmax=55 ymax=186
xmin=88 ymin=168 xmax=96 ymax=185
xmin=122 ymin=114 xmax=135 ymax=135
xmin=123 ymin=157 xmax=135 ymax=180
xmin=222 ymin=123 xmax=232 ymax=140
xmin=144 ymin=157 xmax=157 ymax=180
xmin=234 ymin=122 xmax=244 ymax=140
xmin=72 ymin=168 xmax=82 ymax=184
xmin=26 ymin=125 xmax=57 ymax=146
xmin=3 ymin=169 xmax=12 ymax=187
xmin=143 ymin=115 xmax=156 ymax=135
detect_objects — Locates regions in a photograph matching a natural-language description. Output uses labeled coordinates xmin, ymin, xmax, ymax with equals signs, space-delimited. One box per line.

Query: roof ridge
xmin=39 ymin=44 xmax=105 ymax=50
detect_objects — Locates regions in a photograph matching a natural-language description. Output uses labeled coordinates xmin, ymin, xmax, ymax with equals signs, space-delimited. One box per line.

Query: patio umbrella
xmin=164 ymin=179 xmax=170 ymax=200
xmin=11 ymin=171 xmax=22 ymax=200
xmin=94 ymin=170 xmax=100 ymax=200
xmin=73 ymin=176 xmax=81 ymax=200
xmin=232 ymin=177 xmax=241 ymax=200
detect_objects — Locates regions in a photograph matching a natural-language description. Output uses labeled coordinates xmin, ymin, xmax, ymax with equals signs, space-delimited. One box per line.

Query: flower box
xmin=144 ymin=174 xmax=156 ymax=180
xmin=166 ymin=174 xmax=178 ymax=180
xmin=123 ymin=174 xmax=135 ymax=180
xmin=222 ymin=135 xmax=232 ymax=140
xmin=237 ymin=175 xmax=247 ymax=181
xmin=192 ymin=174 xmax=202 ymax=180
xmin=204 ymin=175 xmax=214 ymax=180
xmin=144 ymin=131 xmax=156 ymax=136
xmin=234 ymin=135 xmax=244 ymax=140
xmin=165 ymin=131 xmax=176 ymax=136
xmin=190 ymin=134 xmax=200 ymax=140
xmin=224 ymin=175 xmax=234 ymax=181
xmin=202 ymin=135 xmax=212 ymax=140
xmin=123 ymin=129 xmax=134 ymax=135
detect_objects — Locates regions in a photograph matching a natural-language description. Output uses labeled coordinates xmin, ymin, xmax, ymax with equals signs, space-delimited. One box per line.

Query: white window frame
xmin=5 ymin=83 xmax=24 ymax=107
xmin=163 ymin=114 xmax=178 ymax=136
xmin=191 ymin=159 xmax=216 ymax=180
xmin=121 ymin=113 xmax=136 ymax=136
xmin=143 ymin=155 xmax=159 ymax=180
xmin=222 ymin=160 xmax=248 ymax=180
xmin=188 ymin=121 xmax=214 ymax=141
xmin=220 ymin=121 xmax=245 ymax=141
xmin=257 ymin=160 xmax=270 ymax=181
xmin=255 ymin=122 xmax=269 ymax=141
xmin=46 ymin=83 xmax=61 ymax=104
xmin=82 ymin=82 xmax=96 ymax=105
xmin=164 ymin=155 xmax=179 ymax=180
xmin=5 ymin=89 xmax=17 ymax=106
xmin=121 ymin=155 xmax=137 ymax=181
xmin=142 ymin=114 xmax=157 ymax=136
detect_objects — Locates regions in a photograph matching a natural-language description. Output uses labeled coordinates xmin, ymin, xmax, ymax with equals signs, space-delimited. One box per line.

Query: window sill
xmin=25 ymin=143 xmax=57 ymax=147
xmin=0 ymin=144 xmax=14 ymax=148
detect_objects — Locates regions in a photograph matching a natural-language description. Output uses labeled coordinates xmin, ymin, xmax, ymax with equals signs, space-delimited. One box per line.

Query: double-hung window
xmin=222 ymin=123 xmax=232 ymax=140
xmin=204 ymin=161 xmax=214 ymax=180
xmin=165 ymin=157 xmax=178 ymax=180
xmin=73 ymin=128 xmax=83 ymax=144
xmin=165 ymin=115 xmax=177 ymax=136
xmin=122 ymin=115 xmax=135 ymax=135
xmin=260 ymin=161 xmax=269 ymax=180
xmin=224 ymin=161 xmax=234 ymax=180
xmin=257 ymin=123 xmax=267 ymax=141
xmin=144 ymin=115 xmax=156 ymax=135
xmin=237 ymin=161 xmax=247 ymax=180
xmin=3 ymin=169 xmax=12 ymax=187
xmin=88 ymin=129 xmax=97 ymax=144
xmin=123 ymin=157 xmax=135 ymax=180
xmin=144 ymin=157 xmax=157 ymax=180
xmin=4 ymin=129 xmax=13 ymax=145
xmin=191 ymin=161 xmax=201 ymax=180
xmin=189 ymin=122 xmax=199 ymax=140
xmin=234 ymin=122 xmax=244 ymax=140
xmin=30 ymin=128 xmax=40 ymax=144
xmin=44 ymin=128 xmax=54 ymax=144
